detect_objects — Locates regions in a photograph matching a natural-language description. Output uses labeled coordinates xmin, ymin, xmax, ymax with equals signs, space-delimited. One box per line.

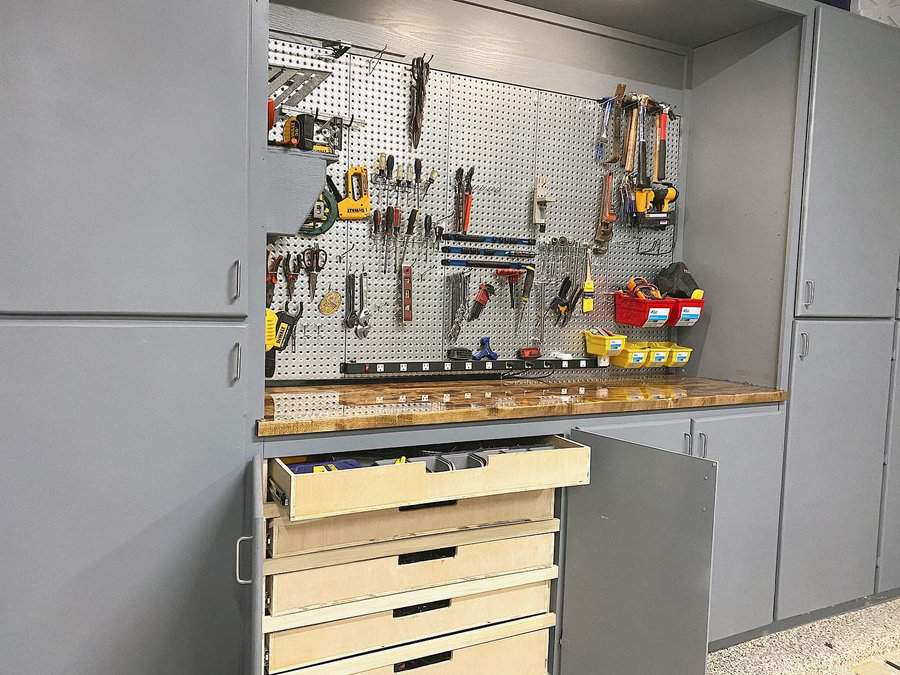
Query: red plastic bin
xmin=614 ymin=291 xmax=677 ymax=328
xmin=667 ymin=298 xmax=705 ymax=327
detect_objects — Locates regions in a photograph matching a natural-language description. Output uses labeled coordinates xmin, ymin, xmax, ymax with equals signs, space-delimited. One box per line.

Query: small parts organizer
xmin=614 ymin=292 xmax=705 ymax=328
xmin=584 ymin=329 xmax=694 ymax=370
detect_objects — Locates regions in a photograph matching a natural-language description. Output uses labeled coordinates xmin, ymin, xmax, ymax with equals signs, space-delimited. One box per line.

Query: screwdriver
xmin=423 ymin=168 xmax=439 ymax=198
xmin=393 ymin=206 xmax=402 ymax=273
xmin=414 ymin=158 xmax=423 ymax=208
xmin=441 ymin=246 xmax=535 ymax=259
xmin=384 ymin=206 xmax=395 ymax=274
xmin=399 ymin=209 xmax=417 ymax=269
xmin=424 ymin=214 xmax=433 ymax=264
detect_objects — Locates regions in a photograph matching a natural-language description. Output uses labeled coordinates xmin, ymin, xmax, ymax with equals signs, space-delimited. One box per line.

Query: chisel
xmin=441 ymin=246 xmax=535 ymax=259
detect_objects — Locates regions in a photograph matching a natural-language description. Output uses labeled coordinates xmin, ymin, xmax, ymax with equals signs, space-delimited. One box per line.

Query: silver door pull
xmin=804 ymin=280 xmax=815 ymax=307
xmin=233 ymin=259 xmax=242 ymax=301
xmin=684 ymin=432 xmax=693 ymax=457
xmin=799 ymin=332 xmax=810 ymax=359
xmin=235 ymin=535 xmax=253 ymax=585
xmin=232 ymin=342 xmax=242 ymax=382
xmin=698 ymin=432 xmax=708 ymax=459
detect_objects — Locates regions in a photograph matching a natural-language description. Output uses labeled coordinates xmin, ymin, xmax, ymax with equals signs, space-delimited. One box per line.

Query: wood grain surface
xmin=258 ymin=377 xmax=786 ymax=436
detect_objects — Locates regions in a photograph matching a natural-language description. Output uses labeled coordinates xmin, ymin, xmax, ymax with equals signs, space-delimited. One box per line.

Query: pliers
xmin=282 ymin=253 xmax=303 ymax=309
xmin=266 ymin=251 xmax=283 ymax=309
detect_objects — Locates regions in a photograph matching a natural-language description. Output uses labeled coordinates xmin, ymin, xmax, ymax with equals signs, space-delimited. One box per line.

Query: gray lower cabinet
xmin=0 ymin=1 xmax=249 ymax=316
xmin=796 ymin=8 xmax=900 ymax=318
xmin=877 ymin=322 xmax=900 ymax=592
xmin=695 ymin=412 xmax=784 ymax=641
xmin=778 ymin=320 xmax=894 ymax=619
xmin=561 ymin=430 xmax=716 ymax=675
xmin=0 ymin=322 xmax=250 ymax=675
xmin=576 ymin=416 xmax=692 ymax=454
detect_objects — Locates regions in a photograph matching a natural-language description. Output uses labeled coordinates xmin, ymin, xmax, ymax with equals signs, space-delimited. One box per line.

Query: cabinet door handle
xmin=232 ymin=342 xmax=242 ymax=382
xmin=235 ymin=535 xmax=253 ymax=585
xmin=684 ymin=432 xmax=693 ymax=457
xmin=799 ymin=332 xmax=810 ymax=359
xmin=804 ymin=280 xmax=815 ymax=307
xmin=232 ymin=259 xmax=242 ymax=301
xmin=698 ymin=432 xmax=708 ymax=459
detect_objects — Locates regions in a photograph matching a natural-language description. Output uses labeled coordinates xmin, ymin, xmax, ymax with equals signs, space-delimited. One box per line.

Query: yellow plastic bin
xmin=583 ymin=330 xmax=627 ymax=357
xmin=610 ymin=344 xmax=649 ymax=369
xmin=637 ymin=341 xmax=671 ymax=368
xmin=649 ymin=341 xmax=694 ymax=368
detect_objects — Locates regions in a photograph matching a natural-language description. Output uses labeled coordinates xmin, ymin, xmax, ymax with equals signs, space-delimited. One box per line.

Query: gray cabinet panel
xmin=576 ymin=417 xmax=692 ymax=454
xmin=778 ymin=320 xmax=893 ymax=619
xmin=877 ymin=323 xmax=900 ymax=592
xmin=0 ymin=2 xmax=248 ymax=315
xmin=797 ymin=9 xmax=900 ymax=318
xmin=562 ymin=430 xmax=716 ymax=675
xmin=695 ymin=412 xmax=784 ymax=641
xmin=0 ymin=322 xmax=249 ymax=674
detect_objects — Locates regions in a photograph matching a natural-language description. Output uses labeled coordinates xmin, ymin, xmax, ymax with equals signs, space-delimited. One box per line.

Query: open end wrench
xmin=345 ymin=273 xmax=359 ymax=329
xmin=356 ymin=272 xmax=370 ymax=338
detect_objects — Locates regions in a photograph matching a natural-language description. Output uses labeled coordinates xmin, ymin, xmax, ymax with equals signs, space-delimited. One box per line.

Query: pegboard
xmin=265 ymin=37 xmax=683 ymax=382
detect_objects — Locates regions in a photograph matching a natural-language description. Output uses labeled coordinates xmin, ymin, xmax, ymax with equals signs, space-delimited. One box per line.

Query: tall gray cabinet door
xmin=796 ymin=8 xmax=900 ymax=318
xmin=877 ymin=323 xmax=900 ymax=592
xmin=0 ymin=322 xmax=249 ymax=675
xmin=694 ymin=412 xmax=785 ymax=641
xmin=561 ymin=430 xmax=716 ymax=675
xmin=778 ymin=320 xmax=893 ymax=619
xmin=0 ymin=2 xmax=248 ymax=316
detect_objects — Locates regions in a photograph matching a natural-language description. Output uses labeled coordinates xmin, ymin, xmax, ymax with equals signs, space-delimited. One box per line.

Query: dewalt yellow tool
xmin=582 ymin=255 xmax=595 ymax=313
xmin=635 ymin=184 xmax=678 ymax=230
xmin=326 ymin=166 xmax=372 ymax=221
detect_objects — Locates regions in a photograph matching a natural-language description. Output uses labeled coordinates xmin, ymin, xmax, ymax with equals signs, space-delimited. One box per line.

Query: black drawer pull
xmin=393 ymin=599 xmax=451 ymax=618
xmin=398 ymin=546 xmax=458 ymax=565
xmin=394 ymin=651 xmax=452 ymax=671
xmin=399 ymin=500 xmax=458 ymax=512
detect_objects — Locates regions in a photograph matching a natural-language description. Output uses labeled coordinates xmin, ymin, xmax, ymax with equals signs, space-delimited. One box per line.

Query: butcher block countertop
xmin=258 ymin=377 xmax=787 ymax=437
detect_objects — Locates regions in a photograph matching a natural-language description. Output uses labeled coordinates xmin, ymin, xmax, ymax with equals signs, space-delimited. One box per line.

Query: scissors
xmin=302 ymin=245 xmax=327 ymax=300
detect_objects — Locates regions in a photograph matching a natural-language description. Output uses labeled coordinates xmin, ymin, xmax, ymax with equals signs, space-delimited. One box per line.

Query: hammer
xmin=495 ymin=268 xmax=524 ymax=309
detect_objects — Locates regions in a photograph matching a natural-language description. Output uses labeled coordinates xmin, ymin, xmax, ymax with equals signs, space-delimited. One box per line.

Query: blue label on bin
xmin=610 ymin=340 xmax=623 ymax=350
xmin=675 ymin=353 xmax=688 ymax=362
xmin=653 ymin=352 xmax=666 ymax=362
xmin=631 ymin=353 xmax=644 ymax=364
xmin=645 ymin=308 xmax=670 ymax=326
xmin=675 ymin=307 xmax=701 ymax=326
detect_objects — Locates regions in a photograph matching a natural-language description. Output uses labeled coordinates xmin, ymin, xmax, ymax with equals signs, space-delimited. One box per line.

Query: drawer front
xmin=269 ymin=533 xmax=555 ymax=616
xmin=290 ymin=614 xmax=554 ymax=674
xmin=267 ymin=581 xmax=550 ymax=672
xmin=270 ymin=436 xmax=590 ymax=521
xmin=359 ymin=629 xmax=550 ymax=675
xmin=270 ymin=489 xmax=554 ymax=557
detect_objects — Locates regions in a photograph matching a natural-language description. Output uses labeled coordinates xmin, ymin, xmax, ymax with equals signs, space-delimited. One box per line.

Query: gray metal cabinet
xmin=877 ymin=322 xmax=900 ymax=592
xmin=778 ymin=320 xmax=894 ymax=619
xmin=694 ymin=412 xmax=784 ymax=641
xmin=575 ymin=416 xmax=692 ymax=454
xmin=0 ymin=322 xmax=250 ymax=675
xmin=561 ymin=430 xmax=716 ymax=675
xmin=0 ymin=1 xmax=249 ymax=316
xmin=796 ymin=8 xmax=900 ymax=318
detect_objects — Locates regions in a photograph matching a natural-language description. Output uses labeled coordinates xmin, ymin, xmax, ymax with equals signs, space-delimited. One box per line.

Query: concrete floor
xmin=707 ymin=598 xmax=900 ymax=675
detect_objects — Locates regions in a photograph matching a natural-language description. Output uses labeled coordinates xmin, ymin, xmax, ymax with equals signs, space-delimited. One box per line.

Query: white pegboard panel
xmin=265 ymin=36 xmax=684 ymax=381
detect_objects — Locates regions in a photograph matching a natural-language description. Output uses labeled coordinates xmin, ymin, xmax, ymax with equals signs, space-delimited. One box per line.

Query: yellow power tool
xmin=326 ymin=166 xmax=372 ymax=221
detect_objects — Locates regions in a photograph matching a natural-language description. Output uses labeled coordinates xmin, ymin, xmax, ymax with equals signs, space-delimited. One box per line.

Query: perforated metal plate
xmin=266 ymin=38 xmax=682 ymax=381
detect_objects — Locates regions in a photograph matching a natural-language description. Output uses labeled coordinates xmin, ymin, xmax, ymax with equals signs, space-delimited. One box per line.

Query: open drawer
xmin=268 ymin=436 xmax=590 ymax=522
xmin=268 ymin=533 xmax=554 ymax=616
xmin=266 ymin=581 xmax=551 ymax=672
xmin=268 ymin=489 xmax=554 ymax=558
xmin=284 ymin=613 xmax=554 ymax=675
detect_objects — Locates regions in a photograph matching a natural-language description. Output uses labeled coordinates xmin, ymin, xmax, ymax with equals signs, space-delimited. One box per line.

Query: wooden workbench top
xmin=258 ymin=377 xmax=786 ymax=437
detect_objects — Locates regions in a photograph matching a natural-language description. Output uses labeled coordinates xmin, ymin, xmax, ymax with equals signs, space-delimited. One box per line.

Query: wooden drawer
xmin=269 ymin=489 xmax=554 ymax=557
xmin=269 ymin=436 xmax=590 ymax=522
xmin=266 ymin=581 xmax=550 ymax=672
xmin=268 ymin=533 xmax=554 ymax=616
xmin=291 ymin=613 xmax=554 ymax=675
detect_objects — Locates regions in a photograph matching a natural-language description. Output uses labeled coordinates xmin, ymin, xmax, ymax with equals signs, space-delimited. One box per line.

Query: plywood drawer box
xmin=266 ymin=581 xmax=551 ymax=672
xmin=292 ymin=614 xmax=554 ymax=675
xmin=269 ymin=489 xmax=554 ymax=557
xmin=268 ymin=532 xmax=555 ymax=616
xmin=269 ymin=436 xmax=590 ymax=522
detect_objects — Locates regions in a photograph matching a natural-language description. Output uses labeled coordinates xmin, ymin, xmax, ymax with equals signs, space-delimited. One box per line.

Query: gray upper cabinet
xmin=562 ymin=430 xmax=716 ymax=675
xmin=877 ymin=323 xmax=900 ymax=593
xmin=695 ymin=412 xmax=784 ymax=641
xmin=778 ymin=320 xmax=894 ymax=619
xmin=0 ymin=1 xmax=249 ymax=316
xmin=797 ymin=9 xmax=900 ymax=318
xmin=0 ymin=322 xmax=249 ymax=674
